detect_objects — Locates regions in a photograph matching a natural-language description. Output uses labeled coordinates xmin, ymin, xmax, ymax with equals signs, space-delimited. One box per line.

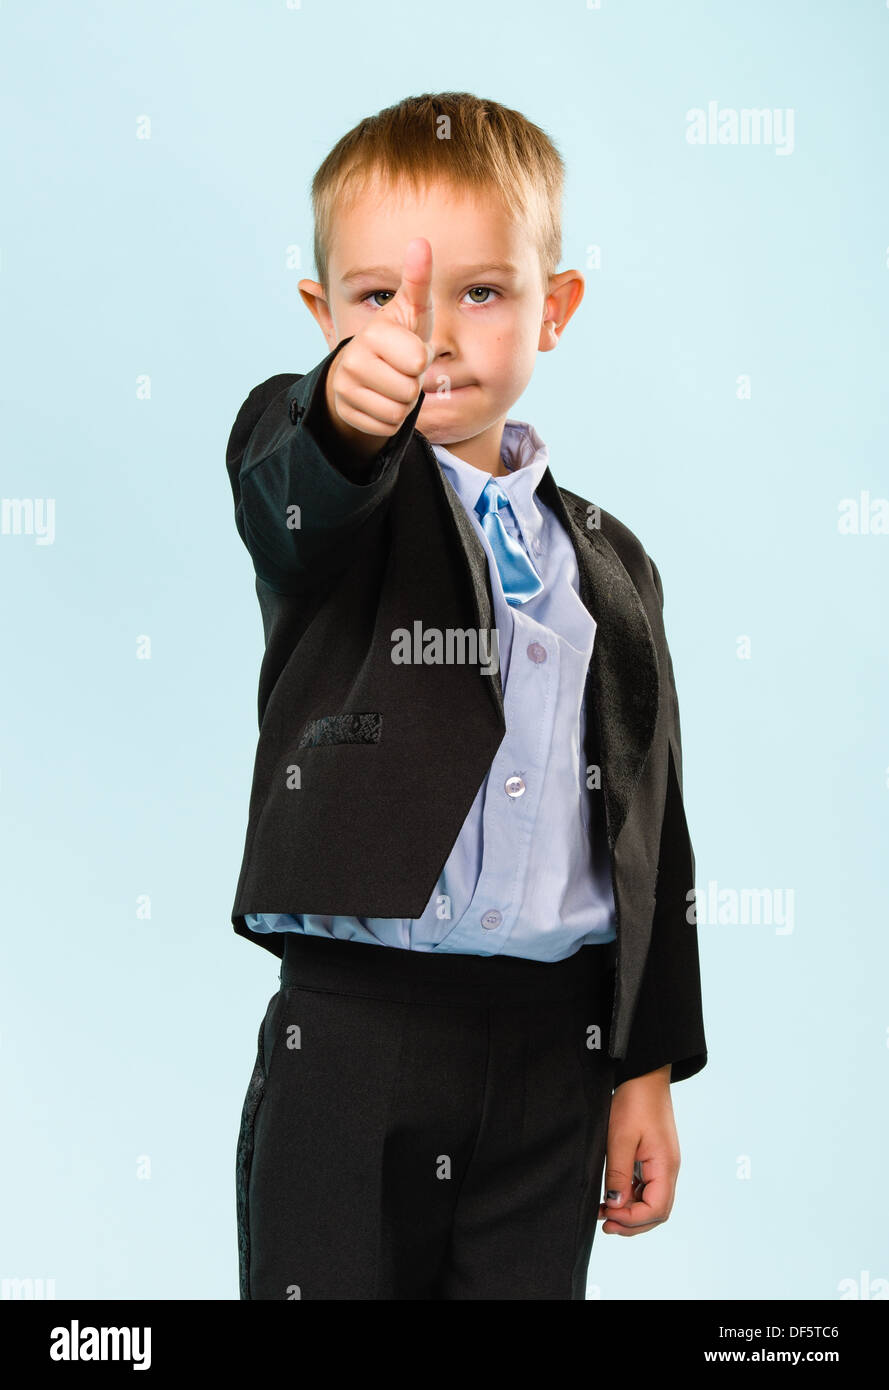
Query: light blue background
xmin=2 ymin=0 xmax=887 ymax=1300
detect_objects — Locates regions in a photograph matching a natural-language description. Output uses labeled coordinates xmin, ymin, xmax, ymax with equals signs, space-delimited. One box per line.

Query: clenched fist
xmin=323 ymin=237 xmax=436 ymax=459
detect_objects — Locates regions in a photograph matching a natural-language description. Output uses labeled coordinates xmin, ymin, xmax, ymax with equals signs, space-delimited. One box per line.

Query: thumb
xmin=603 ymin=1139 xmax=638 ymax=1208
xmin=386 ymin=236 xmax=435 ymax=350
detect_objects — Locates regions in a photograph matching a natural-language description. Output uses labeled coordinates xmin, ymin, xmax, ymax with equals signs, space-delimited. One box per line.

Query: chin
xmin=418 ymin=423 xmax=462 ymax=445
xmin=418 ymin=402 xmax=463 ymax=428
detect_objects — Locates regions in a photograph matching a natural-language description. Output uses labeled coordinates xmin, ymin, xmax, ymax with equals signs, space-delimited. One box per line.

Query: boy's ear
xmin=298 ymin=279 xmax=338 ymax=350
xmin=539 ymin=270 xmax=585 ymax=352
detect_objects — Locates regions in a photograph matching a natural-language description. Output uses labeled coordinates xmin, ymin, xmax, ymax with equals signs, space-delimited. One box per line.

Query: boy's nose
xmin=424 ymin=299 xmax=459 ymax=352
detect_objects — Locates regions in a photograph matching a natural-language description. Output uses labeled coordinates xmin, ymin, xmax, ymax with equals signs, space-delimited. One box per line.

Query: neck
xmin=424 ymin=415 xmax=510 ymax=475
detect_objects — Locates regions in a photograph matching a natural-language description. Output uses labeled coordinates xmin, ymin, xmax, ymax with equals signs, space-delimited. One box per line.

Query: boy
xmin=228 ymin=92 xmax=707 ymax=1301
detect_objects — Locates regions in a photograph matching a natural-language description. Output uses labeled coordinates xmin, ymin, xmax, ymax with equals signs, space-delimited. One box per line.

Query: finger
xmin=597 ymin=1167 xmax=646 ymax=1219
xmin=598 ymin=1173 xmax=672 ymax=1227
xmin=601 ymin=1137 xmax=639 ymax=1213
xmin=601 ymin=1215 xmax=664 ymax=1237
xmin=335 ymin=383 xmax=416 ymax=435
xmin=601 ymin=1196 xmax=661 ymax=1222
xmin=363 ymin=320 xmax=433 ymax=384
xmin=343 ymin=346 xmax=427 ymax=406
xmin=387 ymin=236 xmax=435 ymax=345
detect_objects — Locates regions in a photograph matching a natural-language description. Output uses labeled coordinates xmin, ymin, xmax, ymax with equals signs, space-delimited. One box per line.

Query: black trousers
xmin=236 ymin=930 xmax=617 ymax=1300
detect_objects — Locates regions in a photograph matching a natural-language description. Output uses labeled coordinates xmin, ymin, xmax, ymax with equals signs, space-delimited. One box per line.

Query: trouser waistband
xmin=280 ymin=930 xmax=616 ymax=1006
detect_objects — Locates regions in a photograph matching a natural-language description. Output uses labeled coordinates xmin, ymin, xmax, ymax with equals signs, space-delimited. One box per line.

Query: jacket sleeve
xmin=611 ymin=554 xmax=708 ymax=1087
xmin=226 ymin=334 xmax=425 ymax=596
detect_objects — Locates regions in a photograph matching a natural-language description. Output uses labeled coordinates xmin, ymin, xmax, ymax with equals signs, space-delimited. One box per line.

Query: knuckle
xmin=380 ymin=397 xmax=405 ymax=428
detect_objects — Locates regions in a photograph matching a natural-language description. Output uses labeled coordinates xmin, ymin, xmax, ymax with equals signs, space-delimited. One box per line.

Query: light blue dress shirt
xmin=245 ymin=418 xmax=616 ymax=961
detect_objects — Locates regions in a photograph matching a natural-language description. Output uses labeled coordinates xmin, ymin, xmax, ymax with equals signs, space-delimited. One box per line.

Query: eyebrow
xmin=340 ymin=261 xmax=521 ymax=284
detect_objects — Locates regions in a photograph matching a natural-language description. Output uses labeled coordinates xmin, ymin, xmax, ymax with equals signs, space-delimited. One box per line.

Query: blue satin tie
xmin=474 ymin=476 xmax=543 ymax=606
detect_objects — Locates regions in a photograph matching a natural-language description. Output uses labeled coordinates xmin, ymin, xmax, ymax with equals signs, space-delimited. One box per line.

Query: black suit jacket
xmin=226 ymin=335 xmax=707 ymax=1087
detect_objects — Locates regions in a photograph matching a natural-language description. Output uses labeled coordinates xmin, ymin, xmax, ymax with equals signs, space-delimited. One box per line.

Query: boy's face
xmin=299 ymin=175 xmax=584 ymax=473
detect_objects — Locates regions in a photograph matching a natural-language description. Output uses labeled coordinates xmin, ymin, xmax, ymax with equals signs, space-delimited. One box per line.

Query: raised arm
xmin=226 ymin=238 xmax=437 ymax=596
xmin=226 ymin=339 xmax=421 ymax=596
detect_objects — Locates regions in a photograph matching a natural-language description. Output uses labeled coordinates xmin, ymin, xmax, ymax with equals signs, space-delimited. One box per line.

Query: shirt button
xmin=527 ymin=641 xmax=547 ymax=664
xmin=505 ymin=775 xmax=526 ymax=797
xmin=481 ymin=909 xmax=503 ymax=929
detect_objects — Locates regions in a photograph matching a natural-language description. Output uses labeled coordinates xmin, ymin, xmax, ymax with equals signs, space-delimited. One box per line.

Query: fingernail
xmin=605 ymin=1190 xmax=622 ymax=1203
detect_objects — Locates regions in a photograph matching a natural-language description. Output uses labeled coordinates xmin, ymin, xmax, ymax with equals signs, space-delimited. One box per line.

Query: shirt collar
xmin=430 ymin=418 xmax=550 ymax=518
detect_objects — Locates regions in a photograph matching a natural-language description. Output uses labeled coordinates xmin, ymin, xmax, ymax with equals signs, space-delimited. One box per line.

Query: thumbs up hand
xmin=383 ymin=234 xmax=436 ymax=347
xmin=324 ymin=237 xmax=436 ymax=455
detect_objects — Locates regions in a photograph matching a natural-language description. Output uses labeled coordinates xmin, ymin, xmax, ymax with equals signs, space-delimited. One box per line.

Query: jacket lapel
xmin=418 ymin=436 xmax=505 ymax=728
xmin=537 ymin=468 xmax=660 ymax=852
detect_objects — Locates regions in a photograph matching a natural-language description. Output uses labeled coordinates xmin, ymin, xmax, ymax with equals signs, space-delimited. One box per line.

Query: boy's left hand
xmin=597 ymin=1063 xmax=680 ymax=1236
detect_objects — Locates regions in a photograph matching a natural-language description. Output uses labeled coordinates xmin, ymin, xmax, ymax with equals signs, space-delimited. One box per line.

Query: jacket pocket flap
xmin=296 ymin=712 xmax=382 ymax=748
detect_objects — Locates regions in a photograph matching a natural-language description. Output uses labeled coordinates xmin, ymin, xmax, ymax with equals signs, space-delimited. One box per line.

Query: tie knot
xmin=475 ymin=476 xmax=509 ymax=519
xmin=471 ymin=474 xmax=543 ymax=607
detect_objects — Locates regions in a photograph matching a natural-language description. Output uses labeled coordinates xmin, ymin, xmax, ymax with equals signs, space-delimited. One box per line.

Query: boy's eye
xmin=361 ymin=286 xmax=499 ymax=308
xmin=464 ymin=286 xmax=498 ymax=304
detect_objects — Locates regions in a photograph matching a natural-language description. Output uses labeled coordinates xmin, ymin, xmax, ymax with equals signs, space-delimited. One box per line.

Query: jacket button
xmin=289 ymin=401 xmax=305 ymax=424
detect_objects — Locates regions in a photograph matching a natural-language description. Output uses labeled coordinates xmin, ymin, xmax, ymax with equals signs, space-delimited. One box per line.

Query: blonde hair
xmin=310 ymin=91 xmax=565 ymax=298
